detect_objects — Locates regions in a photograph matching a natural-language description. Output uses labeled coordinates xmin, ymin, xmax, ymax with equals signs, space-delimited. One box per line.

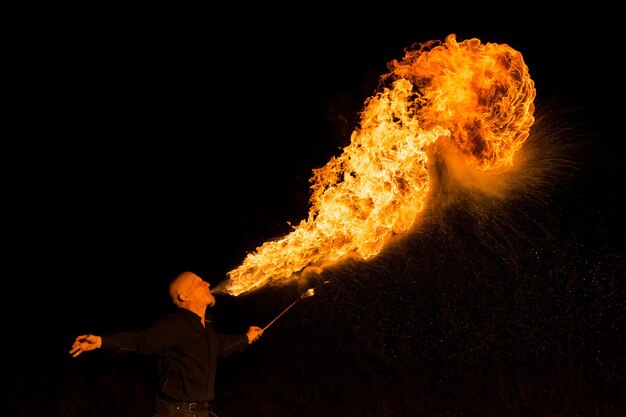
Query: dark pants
xmin=152 ymin=396 xmax=218 ymax=417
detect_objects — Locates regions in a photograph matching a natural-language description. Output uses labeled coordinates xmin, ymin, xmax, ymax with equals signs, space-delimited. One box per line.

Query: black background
xmin=3 ymin=8 xmax=624 ymax=417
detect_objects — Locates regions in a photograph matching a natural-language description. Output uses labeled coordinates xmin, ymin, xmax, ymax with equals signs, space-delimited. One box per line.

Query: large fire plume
xmin=217 ymin=34 xmax=536 ymax=296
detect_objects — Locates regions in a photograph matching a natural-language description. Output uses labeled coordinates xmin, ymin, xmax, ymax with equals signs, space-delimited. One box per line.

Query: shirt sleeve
xmin=215 ymin=332 xmax=249 ymax=357
xmin=100 ymin=312 xmax=180 ymax=355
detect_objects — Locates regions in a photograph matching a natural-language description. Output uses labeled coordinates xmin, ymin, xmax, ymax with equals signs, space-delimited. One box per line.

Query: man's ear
xmin=178 ymin=294 xmax=188 ymax=303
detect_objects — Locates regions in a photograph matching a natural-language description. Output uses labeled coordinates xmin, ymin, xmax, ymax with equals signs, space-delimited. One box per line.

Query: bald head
xmin=169 ymin=271 xmax=216 ymax=312
xmin=169 ymin=271 xmax=197 ymax=306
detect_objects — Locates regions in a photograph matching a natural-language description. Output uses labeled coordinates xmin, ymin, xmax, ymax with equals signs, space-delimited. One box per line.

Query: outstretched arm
xmin=69 ymin=334 xmax=102 ymax=358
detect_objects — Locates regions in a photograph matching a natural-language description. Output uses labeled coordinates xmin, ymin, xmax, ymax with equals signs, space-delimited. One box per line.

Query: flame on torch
xmin=218 ymin=34 xmax=536 ymax=296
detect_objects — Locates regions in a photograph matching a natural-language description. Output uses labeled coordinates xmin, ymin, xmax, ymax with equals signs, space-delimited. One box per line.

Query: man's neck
xmin=181 ymin=305 xmax=206 ymax=326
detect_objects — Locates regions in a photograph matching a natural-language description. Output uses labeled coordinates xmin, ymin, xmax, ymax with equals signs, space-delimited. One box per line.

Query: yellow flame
xmin=221 ymin=34 xmax=535 ymax=295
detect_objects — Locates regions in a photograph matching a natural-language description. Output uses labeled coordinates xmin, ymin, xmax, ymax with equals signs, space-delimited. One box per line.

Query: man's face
xmin=185 ymin=274 xmax=216 ymax=307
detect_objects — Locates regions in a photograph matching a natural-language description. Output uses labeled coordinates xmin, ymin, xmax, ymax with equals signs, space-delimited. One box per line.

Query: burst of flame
xmin=221 ymin=34 xmax=536 ymax=295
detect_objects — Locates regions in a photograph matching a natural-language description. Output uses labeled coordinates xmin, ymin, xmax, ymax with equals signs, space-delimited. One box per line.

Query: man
xmin=70 ymin=271 xmax=263 ymax=417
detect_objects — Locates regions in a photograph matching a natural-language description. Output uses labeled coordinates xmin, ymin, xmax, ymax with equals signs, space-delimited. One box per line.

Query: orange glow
xmin=219 ymin=34 xmax=536 ymax=296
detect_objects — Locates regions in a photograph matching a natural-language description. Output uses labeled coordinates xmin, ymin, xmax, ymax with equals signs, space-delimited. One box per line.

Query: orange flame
xmin=219 ymin=34 xmax=536 ymax=295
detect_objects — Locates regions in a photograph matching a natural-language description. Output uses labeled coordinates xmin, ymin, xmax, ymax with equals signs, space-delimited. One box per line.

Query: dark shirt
xmin=100 ymin=308 xmax=249 ymax=402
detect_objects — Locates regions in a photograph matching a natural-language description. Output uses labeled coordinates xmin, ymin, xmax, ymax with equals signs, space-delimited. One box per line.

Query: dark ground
xmin=2 ymin=9 xmax=624 ymax=417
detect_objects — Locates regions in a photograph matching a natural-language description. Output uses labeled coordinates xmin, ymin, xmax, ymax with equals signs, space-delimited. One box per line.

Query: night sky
xmin=4 ymin=10 xmax=624 ymax=417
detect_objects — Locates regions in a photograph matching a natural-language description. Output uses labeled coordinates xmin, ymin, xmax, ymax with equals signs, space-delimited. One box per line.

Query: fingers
xmin=250 ymin=327 xmax=263 ymax=342
xmin=69 ymin=334 xmax=95 ymax=358
xmin=69 ymin=343 xmax=83 ymax=358
xmin=246 ymin=326 xmax=263 ymax=344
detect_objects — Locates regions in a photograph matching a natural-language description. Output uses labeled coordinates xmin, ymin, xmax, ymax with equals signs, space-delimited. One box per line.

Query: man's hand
xmin=69 ymin=334 xmax=102 ymax=358
xmin=246 ymin=326 xmax=263 ymax=344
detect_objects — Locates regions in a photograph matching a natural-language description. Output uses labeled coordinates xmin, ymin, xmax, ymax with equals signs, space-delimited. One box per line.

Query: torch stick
xmin=263 ymin=288 xmax=315 ymax=331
